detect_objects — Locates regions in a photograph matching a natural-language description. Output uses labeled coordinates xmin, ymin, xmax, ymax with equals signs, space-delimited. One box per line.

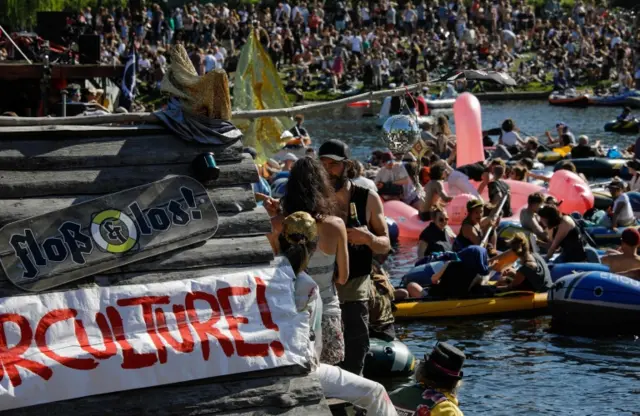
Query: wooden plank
xmin=0 ymin=154 xmax=258 ymax=198
xmin=114 ymin=236 xmax=274 ymax=274
xmin=0 ymin=185 xmax=255 ymax=226
xmin=0 ymin=113 xmax=159 ymax=126
xmin=2 ymin=367 xmax=330 ymax=416
xmin=0 ymin=82 xmax=428 ymax=123
xmin=214 ymin=207 xmax=272 ymax=238
xmin=0 ymin=135 xmax=244 ymax=169
xmin=0 ymin=260 xmax=276 ymax=299
xmin=0 ymin=124 xmax=166 ymax=138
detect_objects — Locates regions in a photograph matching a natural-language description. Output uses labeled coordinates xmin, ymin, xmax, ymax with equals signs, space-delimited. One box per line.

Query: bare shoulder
xmin=366 ymin=189 xmax=384 ymax=209
xmin=321 ymin=215 xmax=346 ymax=231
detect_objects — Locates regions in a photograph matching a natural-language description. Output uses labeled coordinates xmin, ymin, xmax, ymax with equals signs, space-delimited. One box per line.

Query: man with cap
xmin=318 ymin=139 xmax=391 ymax=376
xmin=571 ymin=135 xmax=603 ymax=159
xmin=390 ymin=342 xmax=466 ymax=415
xmin=598 ymin=179 xmax=635 ymax=230
xmin=602 ymin=228 xmax=640 ymax=279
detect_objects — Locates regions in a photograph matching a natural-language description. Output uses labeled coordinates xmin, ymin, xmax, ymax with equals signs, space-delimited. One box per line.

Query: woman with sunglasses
xmin=418 ymin=207 xmax=456 ymax=258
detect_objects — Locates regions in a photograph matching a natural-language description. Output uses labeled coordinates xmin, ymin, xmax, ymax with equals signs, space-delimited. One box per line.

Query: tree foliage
xmin=0 ymin=0 xmax=127 ymax=31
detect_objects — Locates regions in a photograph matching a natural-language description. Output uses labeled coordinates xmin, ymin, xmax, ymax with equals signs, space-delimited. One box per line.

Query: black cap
xmin=608 ymin=178 xmax=625 ymax=190
xmin=319 ymin=139 xmax=351 ymax=161
xmin=423 ymin=342 xmax=466 ymax=382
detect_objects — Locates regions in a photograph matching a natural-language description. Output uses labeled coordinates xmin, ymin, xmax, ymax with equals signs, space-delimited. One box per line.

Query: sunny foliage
xmin=0 ymin=0 xmax=127 ymax=30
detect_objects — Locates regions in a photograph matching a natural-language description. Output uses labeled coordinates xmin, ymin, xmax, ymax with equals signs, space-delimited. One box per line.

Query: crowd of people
xmin=253 ymin=135 xmax=471 ymax=415
xmin=251 ymin=122 xmax=640 ymax=413
xmin=2 ymin=0 xmax=639 ymax=105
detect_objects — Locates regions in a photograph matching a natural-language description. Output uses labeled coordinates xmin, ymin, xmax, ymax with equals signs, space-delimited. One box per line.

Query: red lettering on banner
xmin=0 ymin=314 xmax=53 ymax=387
xmin=185 ymin=291 xmax=234 ymax=359
xmin=217 ymin=286 xmax=271 ymax=357
xmin=74 ymin=312 xmax=118 ymax=360
xmin=35 ymin=309 xmax=99 ymax=370
xmin=154 ymin=305 xmax=195 ymax=354
xmin=255 ymin=277 xmax=285 ymax=357
xmin=117 ymin=296 xmax=170 ymax=364
xmin=106 ymin=306 xmax=157 ymax=369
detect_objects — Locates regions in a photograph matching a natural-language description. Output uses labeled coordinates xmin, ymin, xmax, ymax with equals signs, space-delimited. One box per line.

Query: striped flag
xmin=120 ymin=48 xmax=136 ymax=111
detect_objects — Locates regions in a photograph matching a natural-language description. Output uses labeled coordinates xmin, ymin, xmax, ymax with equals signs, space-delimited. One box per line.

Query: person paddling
xmin=390 ymin=342 xmax=466 ymax=416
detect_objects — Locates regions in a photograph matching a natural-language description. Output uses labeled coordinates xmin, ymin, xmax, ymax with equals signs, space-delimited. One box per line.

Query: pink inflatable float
xmin=547 ymin=170 xmax=594 ymax=214
xmin=454 ymin=93 xmax=484 ymax=166
xmin=385 ymin=179 xmax=546 ymax=240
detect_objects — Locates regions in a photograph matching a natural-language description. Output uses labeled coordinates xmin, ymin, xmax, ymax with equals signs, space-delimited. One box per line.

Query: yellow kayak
xmin=394 ymin=292 xmax=548 ymax=319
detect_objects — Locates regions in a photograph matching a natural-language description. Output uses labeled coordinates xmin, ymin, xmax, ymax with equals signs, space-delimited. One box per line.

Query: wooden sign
xmin=0 ymin=176 xmax=218 ymax=292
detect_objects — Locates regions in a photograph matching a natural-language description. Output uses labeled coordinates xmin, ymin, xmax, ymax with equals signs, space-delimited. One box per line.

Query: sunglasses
xmin=438 ymin=217 xmax=449 ymax=223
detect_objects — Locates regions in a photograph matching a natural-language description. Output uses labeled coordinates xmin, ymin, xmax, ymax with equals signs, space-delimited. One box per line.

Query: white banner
xmin=0 ymin=260 xmax=310 ymax=411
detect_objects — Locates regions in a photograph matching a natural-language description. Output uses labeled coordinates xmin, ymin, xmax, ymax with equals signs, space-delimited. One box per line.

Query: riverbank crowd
xmin=1 ymin=0 xmax=639 ymax=107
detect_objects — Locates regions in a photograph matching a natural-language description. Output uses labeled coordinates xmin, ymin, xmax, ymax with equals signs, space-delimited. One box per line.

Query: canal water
xmin=304 ymin=101 xmax=640 ymax=415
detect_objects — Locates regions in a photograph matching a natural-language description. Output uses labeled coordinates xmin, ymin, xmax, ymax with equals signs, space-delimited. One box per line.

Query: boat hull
xmin=394 ymin=292 xmax=548 ymax=319
xmin=548 ymin=95 xmax=590 ymax=108
xmin=549 ymin=271 xmax=640 ymax=333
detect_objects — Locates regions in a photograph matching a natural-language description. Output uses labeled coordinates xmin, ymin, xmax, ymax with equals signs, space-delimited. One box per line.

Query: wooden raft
xmin=0 ymin=123 xmax=331 ymax=415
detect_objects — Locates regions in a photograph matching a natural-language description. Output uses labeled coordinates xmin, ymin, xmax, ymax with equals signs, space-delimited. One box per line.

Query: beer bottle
xmin=348 ymin=202 xmax=361 ymax=228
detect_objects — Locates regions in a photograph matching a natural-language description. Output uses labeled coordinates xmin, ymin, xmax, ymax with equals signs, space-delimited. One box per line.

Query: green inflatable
xmin=363 ymin=338 xmax=416 ymax=378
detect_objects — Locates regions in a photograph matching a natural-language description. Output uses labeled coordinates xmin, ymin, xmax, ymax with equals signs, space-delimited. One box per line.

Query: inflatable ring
xmin=91 ymin=209 xmax=138 ymax=253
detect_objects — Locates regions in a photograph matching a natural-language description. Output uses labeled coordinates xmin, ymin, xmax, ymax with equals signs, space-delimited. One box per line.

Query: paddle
xmin=480 ymin=193 xmax=509 ymax=248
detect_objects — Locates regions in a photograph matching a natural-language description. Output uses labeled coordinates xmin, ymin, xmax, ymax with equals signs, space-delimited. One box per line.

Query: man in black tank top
xmin=319 ymin=139 xmax=391 ymax=376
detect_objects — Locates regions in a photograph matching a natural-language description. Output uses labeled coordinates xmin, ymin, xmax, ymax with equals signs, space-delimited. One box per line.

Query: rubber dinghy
xmin=393 ymin=292 xmax=548 ymax=319
xmin=549 ymin=271 xmax=640 ymax=333
xmin=603 ymin=118 xmax=640 ymax=134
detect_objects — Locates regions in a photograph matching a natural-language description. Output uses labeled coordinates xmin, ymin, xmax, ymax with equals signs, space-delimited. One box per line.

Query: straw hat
xmin=160 ymin=44 xmax=231 ymax=120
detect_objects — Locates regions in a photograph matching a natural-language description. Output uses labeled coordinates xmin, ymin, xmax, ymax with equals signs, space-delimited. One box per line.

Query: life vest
xmin=391 ymin=385 xmax=458 ymax=416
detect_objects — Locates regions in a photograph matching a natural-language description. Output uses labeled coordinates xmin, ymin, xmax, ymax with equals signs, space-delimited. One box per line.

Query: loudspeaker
xmin=37 ymin=12 xmax=73 ymax=44
xmin=79 ymin=35 xmax=101 ymax=64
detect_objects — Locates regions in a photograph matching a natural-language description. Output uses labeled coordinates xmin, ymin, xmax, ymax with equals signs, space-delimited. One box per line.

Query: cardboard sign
xmin=0 ymin=261 xmax=310 ymax=411
xmin=0 ymin=176 xmax=218 ymax=292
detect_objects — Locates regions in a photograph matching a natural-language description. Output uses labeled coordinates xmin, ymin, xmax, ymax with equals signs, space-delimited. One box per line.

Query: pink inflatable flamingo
xmin=548 ymin=170 xmax=594 ymax=214
xmin=454 ymin=93 xmax=484 ymax=166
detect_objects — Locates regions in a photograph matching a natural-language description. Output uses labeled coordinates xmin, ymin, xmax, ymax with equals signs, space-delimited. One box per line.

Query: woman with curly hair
xmin=269 ymin=156 xmax=349 ymax=365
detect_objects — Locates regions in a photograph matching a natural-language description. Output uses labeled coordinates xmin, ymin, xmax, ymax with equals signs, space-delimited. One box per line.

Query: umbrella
xmin=438 ymin=70 xmax=518 ymax=86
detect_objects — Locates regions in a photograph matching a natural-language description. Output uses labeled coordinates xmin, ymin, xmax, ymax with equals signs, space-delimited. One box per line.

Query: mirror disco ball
xmin=382 ymin=114 xmax=421 ymax=154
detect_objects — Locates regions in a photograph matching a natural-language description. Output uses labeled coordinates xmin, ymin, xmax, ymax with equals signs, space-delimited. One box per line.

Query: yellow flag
xmin=233 ymin=31 xmax=292 ymax=163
